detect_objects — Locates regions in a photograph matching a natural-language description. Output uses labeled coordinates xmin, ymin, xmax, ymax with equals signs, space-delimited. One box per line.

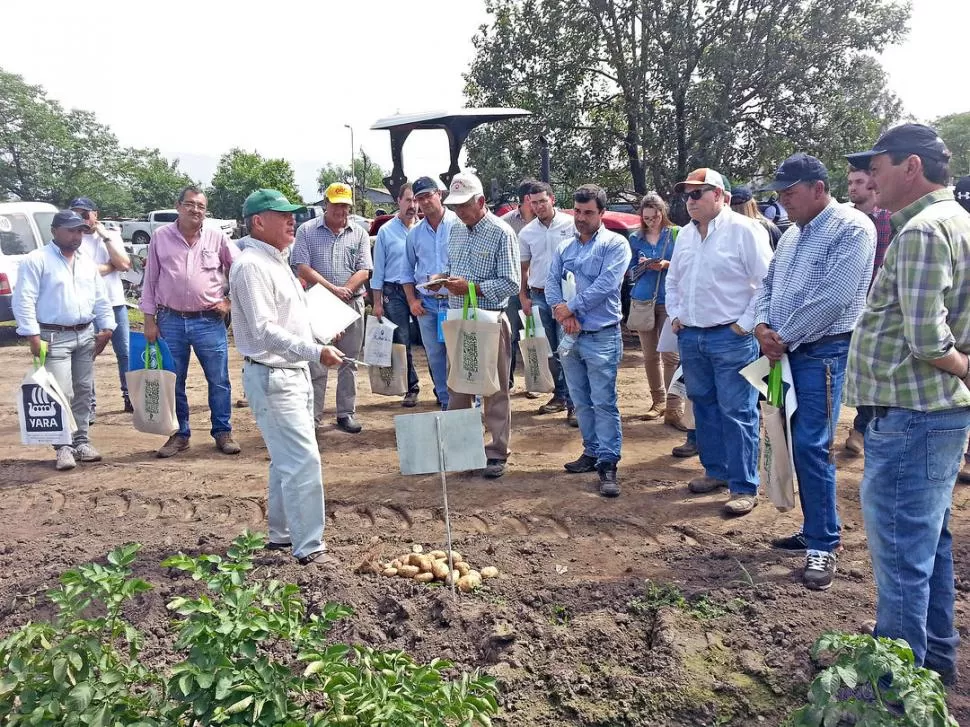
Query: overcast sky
xmin=1 ymin=0 xmax=968 ymax=201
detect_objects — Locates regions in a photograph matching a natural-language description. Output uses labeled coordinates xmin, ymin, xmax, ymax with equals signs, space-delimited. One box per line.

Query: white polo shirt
xmin=518 ymin=210 xmax=575 ymax=289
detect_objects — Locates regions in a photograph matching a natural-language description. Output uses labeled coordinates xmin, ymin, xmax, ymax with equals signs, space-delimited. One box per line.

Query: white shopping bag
xmin=518 ymin=310 xmax=547 ymax=340
xmin=369 ymin=343 xmax=408 ymax=396
xmin=125 ymin=343 xmax=178 ymax=436
xmin=17 ymin=347 xmax=77 ymax=446
xmin=667 ymin=366 xmax=695 ymax=429
xmin=363 ymin=315 xmax=397 ymax=367
xmin=518 ymin=316 xmax=555 ymax=393
xmin=442 ymin=289 xmax=502 ymax=396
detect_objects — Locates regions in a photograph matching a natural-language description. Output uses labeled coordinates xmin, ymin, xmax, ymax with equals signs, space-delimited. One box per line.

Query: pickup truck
xmin=121 ymin=210 xmax=236 ymax=252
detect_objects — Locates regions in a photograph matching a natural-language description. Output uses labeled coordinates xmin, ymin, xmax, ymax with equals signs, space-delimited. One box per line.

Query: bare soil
xmin=1 ymin=326 xmax=968 ymax=726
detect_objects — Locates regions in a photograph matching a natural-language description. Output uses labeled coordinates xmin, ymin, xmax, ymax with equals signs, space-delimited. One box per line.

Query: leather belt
xmin=39 ymin=321 xmax=93 ymax=331
xmin=158 ymin=306 xmax=222 ymax=320
xmin=579 ymin=322 xmax=619 ymax=335
xmin=244 ymin=356 xmax=267 ymax=366
xmin=530 ymin=286 xmax=545 ymax=294
xmin=805 ymin=332 xmax=853 ymax=346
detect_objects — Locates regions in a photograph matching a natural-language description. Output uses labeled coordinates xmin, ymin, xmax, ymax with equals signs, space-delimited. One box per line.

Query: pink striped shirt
xmin=140 ymin=223 xmax=238 ymax=315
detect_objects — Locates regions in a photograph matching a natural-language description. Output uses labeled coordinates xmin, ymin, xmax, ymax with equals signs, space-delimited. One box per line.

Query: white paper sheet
xmin=305 ymin=284 xmax=362 ymax=344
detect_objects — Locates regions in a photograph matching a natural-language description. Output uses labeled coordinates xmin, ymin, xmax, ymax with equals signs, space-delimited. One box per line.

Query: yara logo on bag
xmin=527 ymin=347 xmax=540 ymax=379
xmin=461 ymin=331 xmax=479 ymax=380
xmin=144 ymin=379 xmax=161 ymax=419
xmin=21 ymin=384 xmax=63 ymax=431
xmin=379 ymin=365 xmax=394 ymax=387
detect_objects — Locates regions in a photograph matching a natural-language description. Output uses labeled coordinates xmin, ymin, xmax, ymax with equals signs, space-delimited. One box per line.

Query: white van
xmin=0 ymin=201 xmax=58 ymax=322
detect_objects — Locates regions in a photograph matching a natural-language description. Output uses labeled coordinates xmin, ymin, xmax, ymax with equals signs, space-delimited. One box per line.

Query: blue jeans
xmin=861 ymin=406 xmax=970 ymax=675
xmin=560 ymin=326 xmax=622 ymax=463
xmin=382 ymin=284 xmax=419 ymax=393
xmin=243 ymin=363 xmax=325 ymax=560
xmin=415 ymin=296 xmax=449 ymax=408
xmin=530 ymin=289 xmax=570 ymax=405
xmin=111 ymin=305 xmax=130 ymax=395
xmin=157 ymin=310 xmax=232 ymax=439
xmin=788 ymin=337 xmax=849 ymax=552
xmin=679 ymin=326 xmax=760 ymax=495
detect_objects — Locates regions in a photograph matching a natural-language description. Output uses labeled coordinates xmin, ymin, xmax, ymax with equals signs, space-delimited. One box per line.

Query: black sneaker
xmin=402 ymin=391 xmax=419 ymax=408
xmin=671 ymin=437 xmax=698 ymax=458
xmin=597 ymin=462 xmax=620 ymax=497
xmin=336 ymin=415 xmax=362 ymax=434
xmin=804 ymin=551 xmax=837 ymax=591
xmin=482 ymin=459 xmax=507 ymax=479
xmin=566 ymin=408 xmax=579 ymax=427
xmin=564 ymin=453 xmax=598 ymax=473
xmin=123 ymin=396 xmax=134 ymax=413
xmin=771 ymin=532 xmax=807 ymax=552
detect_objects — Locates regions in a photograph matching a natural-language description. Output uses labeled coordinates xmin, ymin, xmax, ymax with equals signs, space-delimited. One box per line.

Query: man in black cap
xmin=12 ymin=211 xmax=116 ymax=470
xmin=70 ymin=197 xmax=133 ymax=416
xmin=752 ymin=153 xmax=876 ymax=590
xmin=845 ymin=123 xmax=970 ymax=684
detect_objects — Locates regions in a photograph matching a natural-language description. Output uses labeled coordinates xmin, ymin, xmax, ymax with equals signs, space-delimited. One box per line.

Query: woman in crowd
xmin=730 ymin=186 xmax=783 ymax=249
xmin=626 ymin=193 xmax=685 ymax=430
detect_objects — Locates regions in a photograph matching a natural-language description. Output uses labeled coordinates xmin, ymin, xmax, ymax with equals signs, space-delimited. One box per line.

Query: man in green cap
xmin=229 ymin=189 xmax=345 ymax=567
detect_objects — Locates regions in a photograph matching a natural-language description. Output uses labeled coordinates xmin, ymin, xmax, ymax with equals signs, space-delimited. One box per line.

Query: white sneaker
xmin=74 ymin=443 xmax=102 ymax=462
xmin=55 ymin=446 xmax=76 ymax=471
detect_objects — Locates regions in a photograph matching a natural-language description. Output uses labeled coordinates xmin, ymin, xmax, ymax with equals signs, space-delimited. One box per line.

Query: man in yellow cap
xmin=291 ymin=182 xmax=373 ymax=434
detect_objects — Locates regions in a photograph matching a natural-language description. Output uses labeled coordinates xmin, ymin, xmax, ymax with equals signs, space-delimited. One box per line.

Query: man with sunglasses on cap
xmin=13 ymin=210 xmax=116 ymax=471
xmin=752 ymin=154 xmax=875 ymax=590
xmin=844 ymin=124 xmax=970 ymax=685
xmin=230 ymin=189 xmax=344 ymax=567
xmin=70 ymin=197 xmax=133 ymax=416
xmin=665 ymin=169 xmax=772 ymax=516
xmin=402 ymin=176 xmax=459 ymax=410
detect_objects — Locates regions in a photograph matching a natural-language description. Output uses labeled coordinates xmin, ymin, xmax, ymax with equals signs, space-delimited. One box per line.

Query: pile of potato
xmin=381 ymin=546 xmax=499 ymax=592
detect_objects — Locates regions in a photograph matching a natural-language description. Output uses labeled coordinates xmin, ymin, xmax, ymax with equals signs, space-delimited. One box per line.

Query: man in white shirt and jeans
xmin=518 ymin=181 xmax=576 ymax=419
xmin=666 ymin=169 xmax=773 ymax=515
xmin=230 ymin=189 xmax=344 ymax=567
xmin=70 ymin=197 xmax=132 ymax=415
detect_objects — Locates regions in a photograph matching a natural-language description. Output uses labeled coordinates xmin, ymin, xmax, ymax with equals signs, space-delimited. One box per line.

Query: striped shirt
xmin=753 ymin=201 xmax=875 ymax=350
xmin=290 ymin=217 xmax=372 ymax=291
xmin=229 ymin=237 xmax=322 ymax=369
xmin=845 ymin=189 xmax=970 ymax=411
xmin=446 ymin=212 xmax=520 ymax=311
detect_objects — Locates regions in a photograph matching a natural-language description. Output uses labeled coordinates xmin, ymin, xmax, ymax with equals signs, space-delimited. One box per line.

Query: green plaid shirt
xmin=845 ymin=189 xmax=970 ymax=411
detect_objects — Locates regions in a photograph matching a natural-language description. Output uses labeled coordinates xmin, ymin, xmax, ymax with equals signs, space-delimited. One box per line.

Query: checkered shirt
xmin=446 ymin=212 xmax=520 ymax=310
xmin=290 ymin=217 xmax=372 ymax=288
xmin=845 ymin=189 xmax=970 ymax=411
xmin=753 ymin=201 xmax=875 ymax=350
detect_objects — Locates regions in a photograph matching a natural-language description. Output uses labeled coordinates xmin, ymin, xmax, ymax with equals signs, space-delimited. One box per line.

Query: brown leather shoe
xmin=642 ymin=403 xmax=665 ymax=421
xmin=688 ymin=475 xmax=728 ymax=494
xmin=157 ymin=434 xmax=190 ymax=459
xmin=664 ymin=412 xmax=688 ymax=431
xmin=215 ymin=433 xmax=241 ymax=455
xmin=723 ymin=493 xmax=758 ymax=516
xmin=844 ymin=429 xmax=863 ymax=455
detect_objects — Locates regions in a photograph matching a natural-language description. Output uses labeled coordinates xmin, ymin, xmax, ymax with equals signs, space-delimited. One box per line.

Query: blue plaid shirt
xmin=446 ymin=212 xmax=520 ymax=310
xmin=753 ymin=200 xmax=875 ymax=350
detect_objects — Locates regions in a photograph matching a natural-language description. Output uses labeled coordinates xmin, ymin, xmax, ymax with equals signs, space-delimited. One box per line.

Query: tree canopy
xmin=317 ymin=149 xmax=390 ymax=215
xmin=464 ymin=0 xmax=909 ymax=200
xmin=205 ymin=149 xmax=303 ymax=220
xmin=934 ymin=112 xmax=970 ymax=180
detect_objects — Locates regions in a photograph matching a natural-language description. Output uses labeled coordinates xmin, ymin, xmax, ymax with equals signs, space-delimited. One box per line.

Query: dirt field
xmin=1 ymin=326 xmax=968 ymax=726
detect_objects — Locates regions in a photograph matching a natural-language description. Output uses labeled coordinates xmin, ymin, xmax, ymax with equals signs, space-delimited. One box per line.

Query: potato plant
xmin=0 ymin=532 xmax=499 ymax=726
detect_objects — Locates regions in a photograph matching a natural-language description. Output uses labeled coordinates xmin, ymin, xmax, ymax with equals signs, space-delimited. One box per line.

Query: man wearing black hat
xmin=845 ymin=124 xmax=970 ymax=683
xmin=70 ymin=197 xmax=133 ymax=416
xmin=752 ymin=153 xmax=876 ymax=591
xmin=12 ymin=211 xmax=116 ymax=470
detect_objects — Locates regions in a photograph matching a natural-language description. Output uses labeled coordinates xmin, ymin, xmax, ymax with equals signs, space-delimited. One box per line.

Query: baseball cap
xmin=324 ymin=182 xmax=354 ymax=206
xmin=730 ymin=185 xmax=753 ymax=204
xmin=845 ymin=123 xmax=951 ymax=170
xmin=68 ymin=197 xmax=97 ymax=211
xmin=241 ymin=189 xmax=305 ymax=217
xmin=955 ymin=176 xmax=970 ymax=214
xmin=444 ymin=172 xmax=484 ymax=206
xmin=759 ymin=153 xmax=829 ymax=192
xmin=674 ymin=168 xmax=726 ymax=194
xmin=412 ymin=176 xmax=440 ymax=197
xmin=51 ymin=210 xmax=87 ymax=229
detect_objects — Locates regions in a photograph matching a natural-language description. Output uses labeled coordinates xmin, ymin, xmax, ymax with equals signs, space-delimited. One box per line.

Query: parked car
xmin=0 ymin=201 xmax=58 ymax=322
xmin=121 ymin=210 xmax=235 ymax=252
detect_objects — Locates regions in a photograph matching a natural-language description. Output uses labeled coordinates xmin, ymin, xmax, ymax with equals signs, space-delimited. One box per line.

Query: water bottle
xmin=558 ymin=333 xmax=577 ymax=358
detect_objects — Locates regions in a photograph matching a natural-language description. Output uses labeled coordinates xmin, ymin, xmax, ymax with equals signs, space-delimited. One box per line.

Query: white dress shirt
xmin=80 ymin=231 xmax=126 ymax=307
xmin=519 ymin=210 xmax=576 ymax=288
xmin=664 ymin=207 xmax=772 ymax=332
xmin=229 ymin=236 xmax=323 ymax=369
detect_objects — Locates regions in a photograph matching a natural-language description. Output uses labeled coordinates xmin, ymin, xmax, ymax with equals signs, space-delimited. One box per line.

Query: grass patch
xmin=628 ymin=580 xmax=746 ymax=621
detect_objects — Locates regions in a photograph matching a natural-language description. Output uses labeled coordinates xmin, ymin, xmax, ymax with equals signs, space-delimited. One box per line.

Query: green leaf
xmin=225 ymin=695 xmax=254 ymax=715
xmin=66 ymin=682 xmax=94 ymax=711
xmin=834 ymin=665 xmax=858 ymax=689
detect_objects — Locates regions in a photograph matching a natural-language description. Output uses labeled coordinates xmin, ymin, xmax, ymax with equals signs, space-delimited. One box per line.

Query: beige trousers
xmin=635 ymin=304 xmax=683 ymax=414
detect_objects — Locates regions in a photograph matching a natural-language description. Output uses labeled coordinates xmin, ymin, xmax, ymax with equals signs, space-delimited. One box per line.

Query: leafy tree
xmin=464 ymin=0 xmax=908 ymax=199
xmin=934 ymin=111 xmax=970 ymax=179
xmin=206 ymin=148 xmax=303 ymax=220
xmin=317 ymin=149 xmax=389 ymax=215
xmin=124 ymin=148 xmax=196 ymax=212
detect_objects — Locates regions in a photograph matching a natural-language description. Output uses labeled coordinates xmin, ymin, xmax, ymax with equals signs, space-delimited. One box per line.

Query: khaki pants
xmin=635 ymin=303 xmax=683 ymax=414
xmin=448 ymin=314 xmax=512 ymax=461
xmin=310 ymin=297 xmax=364 ymax=423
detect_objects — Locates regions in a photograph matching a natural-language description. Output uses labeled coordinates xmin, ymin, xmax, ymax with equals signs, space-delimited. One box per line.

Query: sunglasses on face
xmin=686 ymin=186 xmax=715 ymax=200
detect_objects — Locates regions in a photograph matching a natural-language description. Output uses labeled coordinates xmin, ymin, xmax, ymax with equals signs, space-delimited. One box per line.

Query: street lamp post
xmin=343 ymin=124 xmax=355 ymax=212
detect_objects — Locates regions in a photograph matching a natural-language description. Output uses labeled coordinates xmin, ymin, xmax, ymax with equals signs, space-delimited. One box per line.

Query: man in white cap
xmin=292 ymin=182 xmax=373 ymax=435
xmin=665 ymin=168 xmax=772 ymax=515
xmin=441 ymin=172 xmax=521 ymax=479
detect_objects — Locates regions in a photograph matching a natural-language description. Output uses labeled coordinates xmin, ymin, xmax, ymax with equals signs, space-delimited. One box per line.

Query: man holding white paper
xmin=292 ymin=183 xmax=373 ymax=434
xmin=753 ymin=154 xmax=875 ymax=591
xmin=231 ymin=189 xmax=344 ymax=567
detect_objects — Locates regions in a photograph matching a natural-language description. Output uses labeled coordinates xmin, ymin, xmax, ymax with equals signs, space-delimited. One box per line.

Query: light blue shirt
xmin=753 ymin=200 xmax=875 ymax=350
xmin=403 ymin=210 xmax=458 ymax=290
xmin=371 ymin=215 xmax=411 ymax=289
xmin=546 ymin=226 xmax=632 ymax=331
xmin=13 ymin=241 xmax=115 ymax=336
